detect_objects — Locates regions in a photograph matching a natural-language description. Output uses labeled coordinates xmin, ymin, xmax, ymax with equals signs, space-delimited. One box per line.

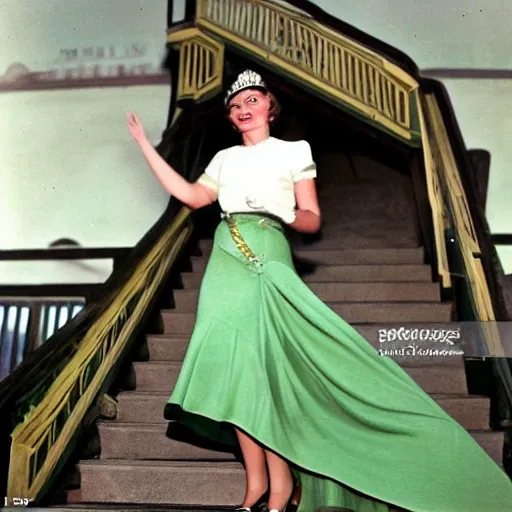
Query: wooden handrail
xmin=421 ymin=92 xmax=505 ymax=356
xmin=0 ymin=247 xmax=131 ymax=261
xmin=0 ymin=200 xmax=174 ymax=444
xmin=422 ymin=78 xmax=510 ymax=326
xmin=415 ymin=89 xmax=451 ymax=289
xmin=6 ymin=206 xmax=193 ymax=500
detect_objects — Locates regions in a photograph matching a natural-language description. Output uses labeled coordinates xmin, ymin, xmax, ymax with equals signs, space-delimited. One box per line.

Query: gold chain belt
xmin=222 ymin=212 xmax=260 ymax=264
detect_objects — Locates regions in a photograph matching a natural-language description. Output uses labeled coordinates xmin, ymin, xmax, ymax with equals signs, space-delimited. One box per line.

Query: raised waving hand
xmin=127 ymin=111 xmax=147 ymax=143
xmin=126 ymin=110 xmax=215 ymax=209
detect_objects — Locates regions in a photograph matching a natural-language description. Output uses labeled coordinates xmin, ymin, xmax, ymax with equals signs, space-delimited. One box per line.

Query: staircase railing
xmin=415 ymin=90 xmax=451 ymax=289
xmin=173 ymin=0 xmax=421 ymax=143
xmin=0 ymin=247 xmax=132 ymax=380
xmin=0 ymin=298 xmax=85 ymax=381
xmin=3 ymin=205 xmax=194 ymax=501
xmin=421 ymin=93 xmax=504 ymax=351
xmin=418 ymin=88 xmax=512 ymax=436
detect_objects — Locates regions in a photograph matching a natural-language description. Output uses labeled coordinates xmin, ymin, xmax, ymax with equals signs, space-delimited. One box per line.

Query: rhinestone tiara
xmin=224 ymin=69 xmax=268 ymax=105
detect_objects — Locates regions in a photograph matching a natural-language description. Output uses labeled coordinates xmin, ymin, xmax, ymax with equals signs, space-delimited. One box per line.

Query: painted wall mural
xmin=0 ymin=41 xmax=168 ymax=92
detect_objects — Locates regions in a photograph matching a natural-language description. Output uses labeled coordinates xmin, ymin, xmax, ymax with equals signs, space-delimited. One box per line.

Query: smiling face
xmin=227 ymin=88 xmax=272 ymax=134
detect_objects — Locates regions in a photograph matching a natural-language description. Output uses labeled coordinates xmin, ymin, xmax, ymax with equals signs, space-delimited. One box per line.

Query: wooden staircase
xmin=63 ymin=232 xmax=504 ymax=507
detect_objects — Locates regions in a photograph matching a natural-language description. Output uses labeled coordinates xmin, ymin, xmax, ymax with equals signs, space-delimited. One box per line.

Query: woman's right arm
xmin=127 ymin=112 xmax=216 ymax=210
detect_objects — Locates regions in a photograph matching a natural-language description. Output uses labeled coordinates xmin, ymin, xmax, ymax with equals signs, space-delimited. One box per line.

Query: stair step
xmin=327 ymin=302 xmax=452 ymax=323
xmin=117 ymin=391 xmax=173 ymax=423
xmin=182 ymin=264 xmax=433 ymax=288
xmin=75 ymin=427 xmax=504 ymax=505
xmin=98 ymin=421 xmax=236 ymax=460
xmin=145 ymin=331 xmax=466 ymax=366
xmin=198 ymin=238 xmax=214 ymax=253
xmin=199 ymin=238 xmax=422 ymax=255
xmin=75 ymin=460 xmax=245 ymax=506
xmin=161 ymin=303 xmax=452 ymax=335
xmin=173 ymin=282 xmax=440 ymax=310
xmin=431 ymin=395 xmax=491 ymax=430
xmin=181 ymin=273 xmax=204 ymax=289
xmin=191 ymin=247 xmax=425 ymax=272
xmin=49 ymin=507 xmax=234 ymax=511
xmin=146 ymin=335 xmax=190 ymax=361
xmin=115 ymin=391 xmax=490 ymax=431
xmin=201 ymin=236 xmax=419 ymax=251
xmin=132 ymin=361 xmax=467 ymax=395
xmin=470 ymin=431 xmax=505 ymax=465
xmin=292 ymin=234 xmax=420 ymax=250
xmin=160 ymin=312 xmax=198 ymax=336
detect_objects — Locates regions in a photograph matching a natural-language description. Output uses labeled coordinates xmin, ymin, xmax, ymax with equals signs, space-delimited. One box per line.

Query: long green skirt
xmin=164 ymin=213 xmax=512 ymax=511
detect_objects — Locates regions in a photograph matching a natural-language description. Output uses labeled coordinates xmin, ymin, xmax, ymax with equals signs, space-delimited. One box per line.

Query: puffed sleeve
xmin=291 ymin=140 xmax=317 ymax=182
xmin=196 ymin=150 xmax=225 ymax=192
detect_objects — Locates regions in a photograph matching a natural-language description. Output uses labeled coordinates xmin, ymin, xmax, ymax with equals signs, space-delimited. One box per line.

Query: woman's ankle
xmin=267 ymin=480 xmax=293 ymax=511
xmin=241 ymin=483 xmax=269 ymax=508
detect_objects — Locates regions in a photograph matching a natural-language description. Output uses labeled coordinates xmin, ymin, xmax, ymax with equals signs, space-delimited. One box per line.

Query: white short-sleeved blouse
xmin=196 ymin=137 xmax=317 ymax=224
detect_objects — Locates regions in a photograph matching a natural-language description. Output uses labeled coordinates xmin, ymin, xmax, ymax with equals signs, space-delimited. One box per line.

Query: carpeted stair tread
xmin=172 ymin=282 xmax=440 ymax=309
xmin=144 ymin=332 xmax=465 ymax=365
xmin=161 ymin=303 xmax=452 ymax=335
xmin=182 ymin=264 xmax=433 ymax=288
xmin=190 ymin=247 xmax=426 ymax=271
xmin=72 ymin=433 xmax=504 ymax=506
xmin=132 ymin=360 xmax=467 ymax=395
xmin=114 ymin=391 xmax=490 ymax=431
xmin=145 ymin=335 xmax=190 ymax=361
xmin=97 ymin=421 xmax=236 ymax=460
xmin=48 ymin=506 xmax=238 ymax=511
xmin=73 ymin=460 xmax=246 ymax=506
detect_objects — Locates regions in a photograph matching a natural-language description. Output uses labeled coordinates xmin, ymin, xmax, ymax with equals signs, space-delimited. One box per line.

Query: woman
xmin=127 ymin=70 xmax=511 ymax=512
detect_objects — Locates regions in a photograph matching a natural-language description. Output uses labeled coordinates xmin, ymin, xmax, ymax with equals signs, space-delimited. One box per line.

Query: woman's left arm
xmin=289 ymin=179 xmax=322 ymax=233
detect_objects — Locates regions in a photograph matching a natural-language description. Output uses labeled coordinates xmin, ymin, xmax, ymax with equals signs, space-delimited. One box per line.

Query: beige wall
xmin=0 ymin=86 xmax=170 ymax=250
xmin=0 ymin=0 xmax=171 ymax=284
xmin=0 ymin=85 xmax=171 ymax=284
